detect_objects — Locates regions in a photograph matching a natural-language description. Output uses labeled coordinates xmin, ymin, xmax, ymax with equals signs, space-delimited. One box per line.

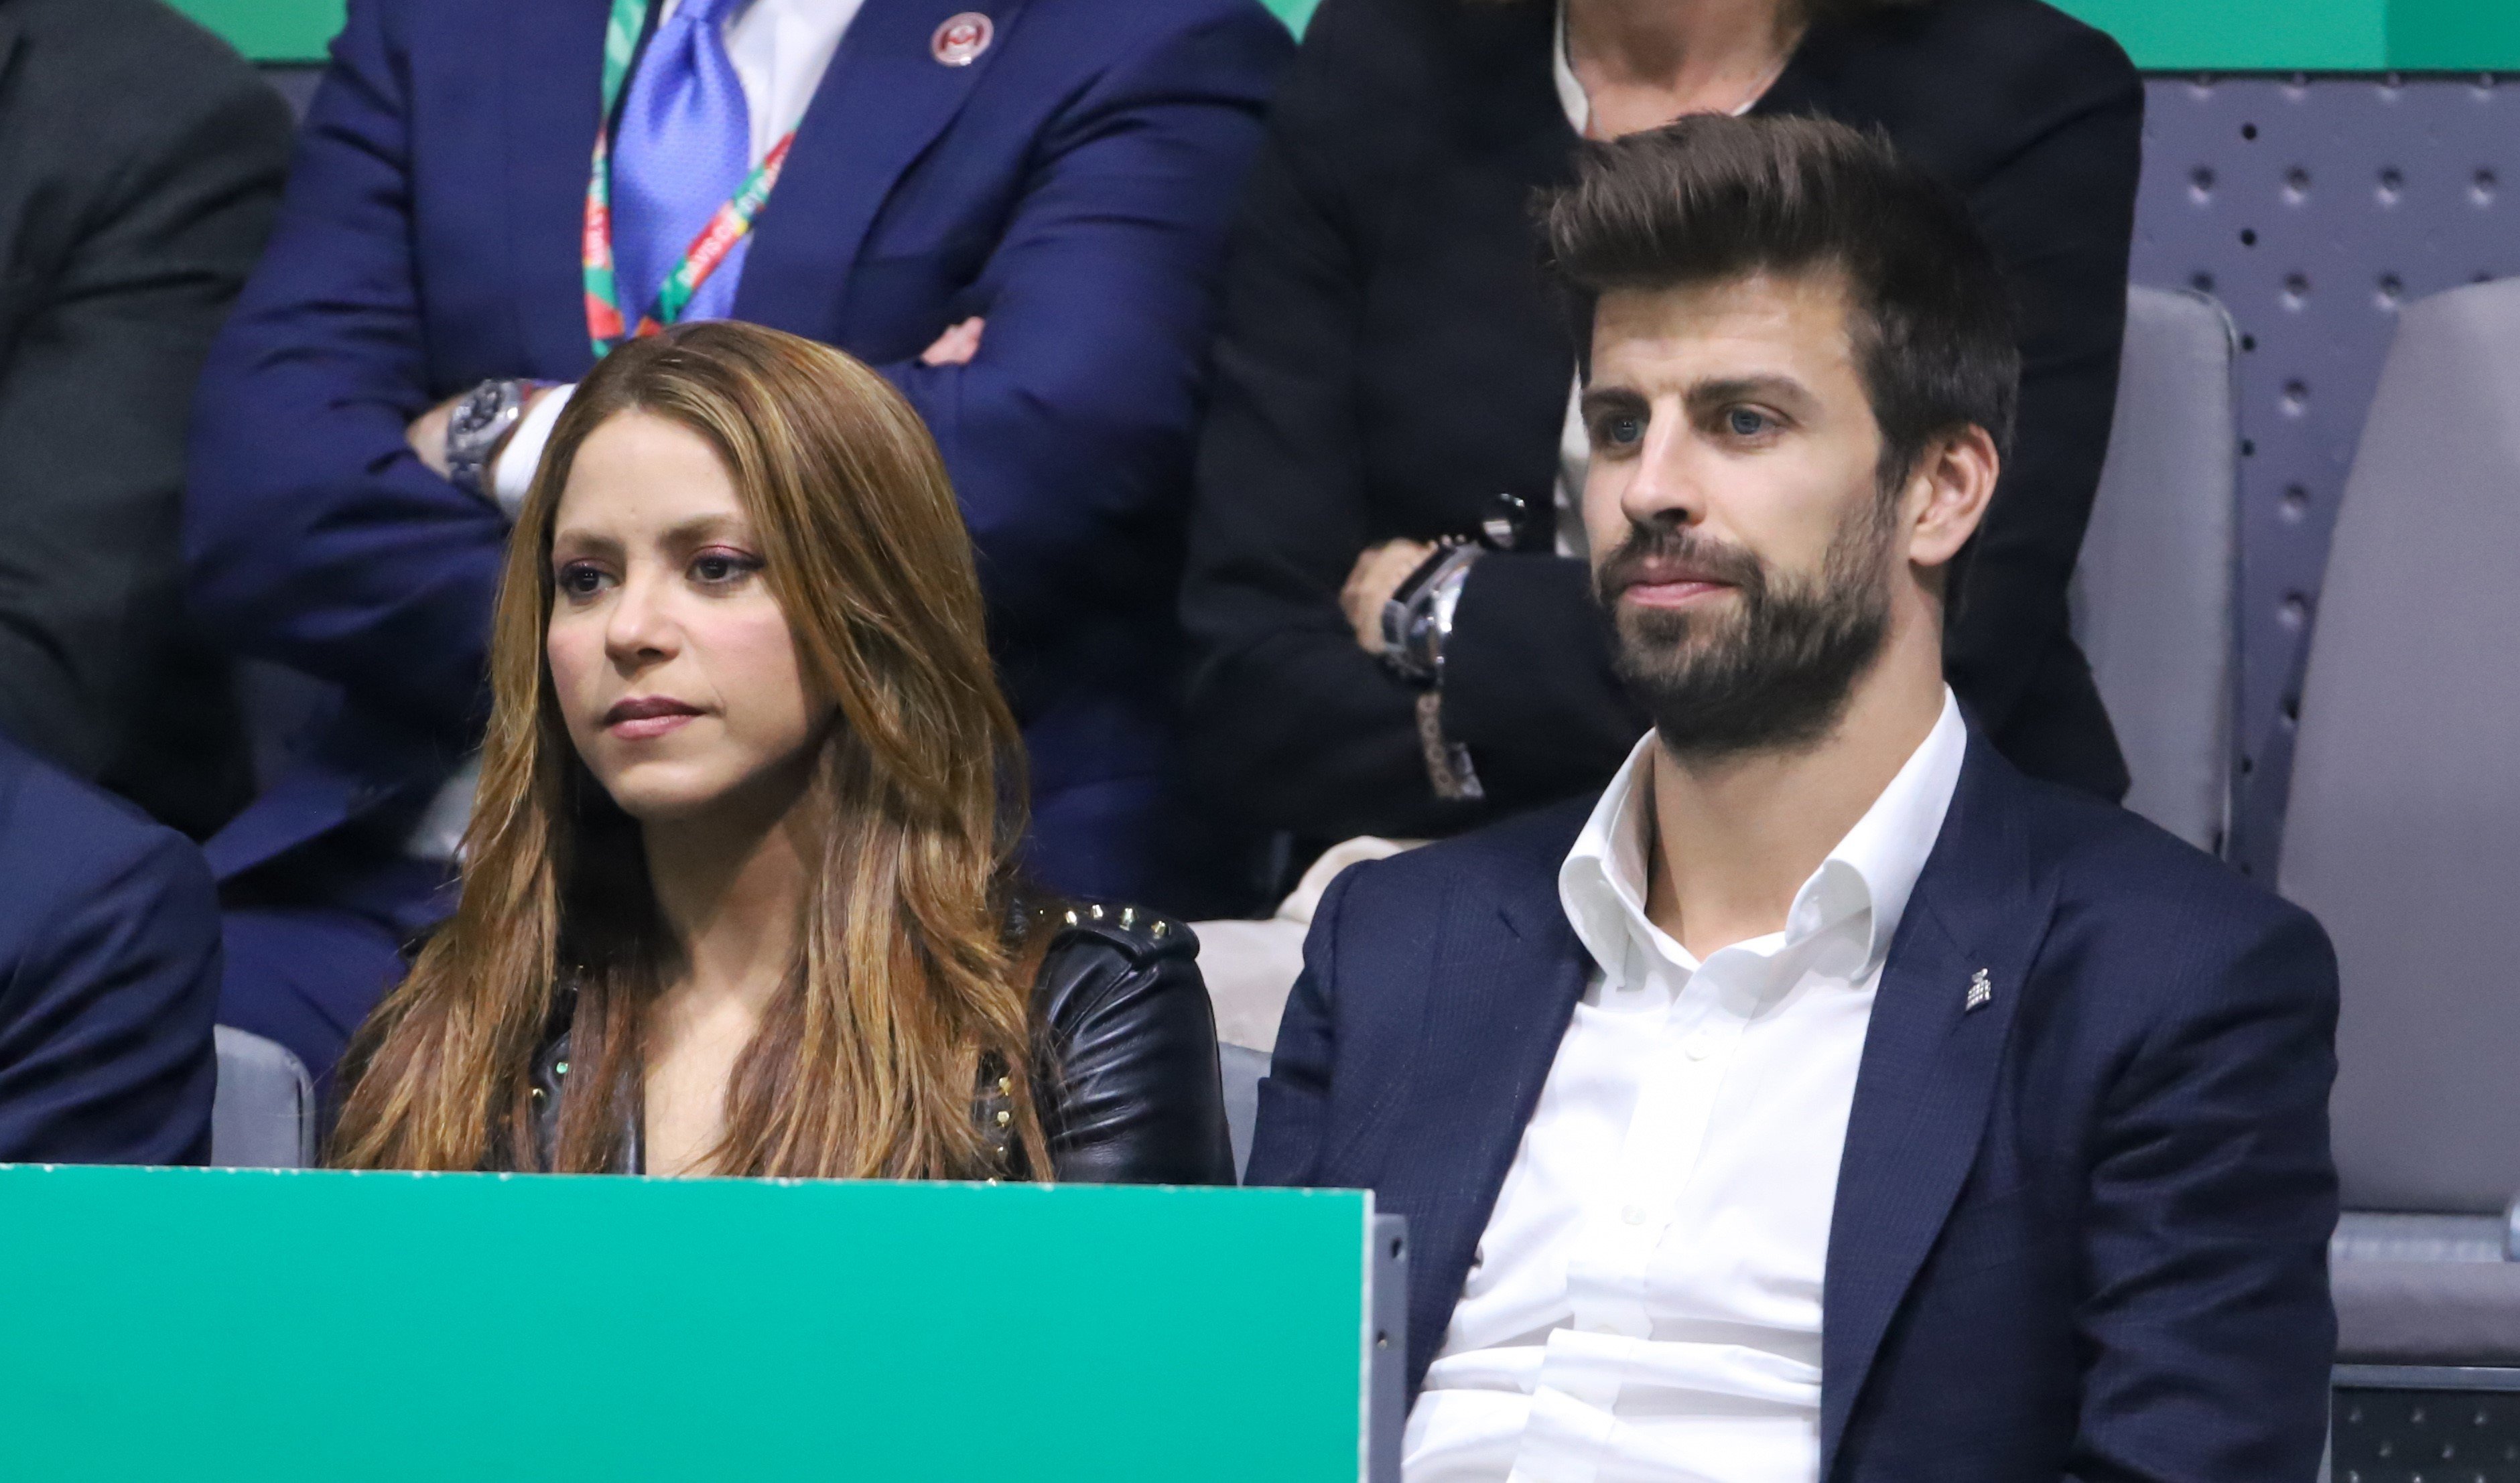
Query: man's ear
xmin=1902 ymin=423 xmax=2001 ymax=572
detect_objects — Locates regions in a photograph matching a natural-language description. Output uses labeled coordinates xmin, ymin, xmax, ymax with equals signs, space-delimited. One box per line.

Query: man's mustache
xmin=1593 ymin=522 xmax=1768 ymax=609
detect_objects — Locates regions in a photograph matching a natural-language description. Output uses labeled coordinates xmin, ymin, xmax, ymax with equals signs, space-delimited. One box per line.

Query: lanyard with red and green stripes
xmin=582 ymin=0 xmax=797 ymax=356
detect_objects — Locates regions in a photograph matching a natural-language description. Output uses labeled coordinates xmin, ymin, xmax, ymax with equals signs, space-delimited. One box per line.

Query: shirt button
xmin=1620 ymin=1204 xmax=1646 ymax=1226
xmin=1684 ymin=1034 xmax=1715 ymax=1060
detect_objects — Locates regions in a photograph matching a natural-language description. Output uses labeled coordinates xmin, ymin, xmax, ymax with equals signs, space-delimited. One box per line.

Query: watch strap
xmin=1415 ymin=691 xmax=1485 ymax=802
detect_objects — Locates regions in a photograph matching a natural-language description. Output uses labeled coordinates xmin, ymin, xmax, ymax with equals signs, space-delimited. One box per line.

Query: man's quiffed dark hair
xmin=1542 ymin=113 xmax=2019 ymax=492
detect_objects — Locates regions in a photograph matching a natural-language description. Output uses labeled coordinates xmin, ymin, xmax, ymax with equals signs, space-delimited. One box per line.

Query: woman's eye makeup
xmin=555 ymin=561 xmax=611 ymax=598
xmin=551 ymin=548 xmax=763 ymax=597
xmin=688 ymin=547 xmax=765 ymax=587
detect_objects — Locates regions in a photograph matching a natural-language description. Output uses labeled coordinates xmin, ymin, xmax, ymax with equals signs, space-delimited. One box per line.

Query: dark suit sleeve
xmin=1942 ymin=47 xmax=2141 ymax=757
xmin=1441 ymin=555 xmax=1650 ymax=803
xmin=2068 ymin=907 xmax=2338 ymax=1482
xmin=0 ymin=66 xmax=289 ymax=782
xmin=1045 ymin=926 xmax=1238 ymax=1186
xmin=1244 ymin=863 xmax=1359 ymax=1186
xmin=1181 ymin=0 xmax=1490 ymax=843
xmin=878 ymin=7 xmax=1288 ymax=640
xmin=184 ymin=0 xmax=509 ymax=742
xmin=0 ymin=821 xmax=222 ymax=1166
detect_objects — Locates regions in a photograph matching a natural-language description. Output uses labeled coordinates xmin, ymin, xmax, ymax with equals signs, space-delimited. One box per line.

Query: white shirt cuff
xmin=490 ymin=382 xmax=576 ymax=520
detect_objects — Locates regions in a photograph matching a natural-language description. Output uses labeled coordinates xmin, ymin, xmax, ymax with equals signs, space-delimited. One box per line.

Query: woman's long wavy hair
xmin=330 ymin=321 xmax=1051 ymax=1180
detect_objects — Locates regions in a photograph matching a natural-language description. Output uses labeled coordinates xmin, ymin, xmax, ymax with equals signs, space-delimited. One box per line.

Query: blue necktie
xmin=610 ymin=0 xmax=754 ymax=327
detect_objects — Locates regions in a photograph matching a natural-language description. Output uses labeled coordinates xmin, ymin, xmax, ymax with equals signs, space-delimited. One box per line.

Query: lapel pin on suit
xmin=933 ymin=12 xmax=993 ymax=66
xmin=1965 ymin=968 xmax=1993 ymax=1013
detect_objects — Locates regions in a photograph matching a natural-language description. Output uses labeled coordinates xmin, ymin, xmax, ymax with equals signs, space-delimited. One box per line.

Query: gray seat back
xmin=1219 ymin=1042 xmax=1268 ymax=1183
xmin=211 ymin=1026 xmax=318 ymax=1169
xmin=2069 ymin=287 xmax=2240 ymax=853
xmin=2279 ymin=278 xmax=2520 ymax=1212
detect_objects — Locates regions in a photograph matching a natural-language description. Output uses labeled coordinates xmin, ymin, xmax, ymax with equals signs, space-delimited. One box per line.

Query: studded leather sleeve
xmin=1030 ymin=904 xmax=1238 ymax=1186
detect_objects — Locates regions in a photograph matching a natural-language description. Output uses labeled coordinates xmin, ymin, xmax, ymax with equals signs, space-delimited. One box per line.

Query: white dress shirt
xmin=401 ymin=0 xmax=864 ymax=861
xmin=1402 ymin=691 xmax=1967 ymax=1483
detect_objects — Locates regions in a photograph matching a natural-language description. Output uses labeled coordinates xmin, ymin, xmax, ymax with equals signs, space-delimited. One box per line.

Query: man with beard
xmin=1246 ymin=116 xmax=2338 ymax=1483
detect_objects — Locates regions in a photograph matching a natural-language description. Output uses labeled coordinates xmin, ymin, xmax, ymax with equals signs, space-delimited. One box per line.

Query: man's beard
xmin=1593 ymin=498 xmax=1897 ymax=762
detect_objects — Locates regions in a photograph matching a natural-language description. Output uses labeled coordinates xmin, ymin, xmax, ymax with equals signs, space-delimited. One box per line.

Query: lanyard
xmin=582 ymin=0 xmax=797 ymax=356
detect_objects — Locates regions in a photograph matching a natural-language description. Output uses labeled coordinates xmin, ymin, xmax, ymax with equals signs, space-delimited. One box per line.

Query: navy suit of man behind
xmin=0 ymin=735 xmax=222 ymax=1165
xmin=185 ymin=0 xmax=1292 ymax=1083
xmin=1250 ymin=737 xmax=2339 ymax=1481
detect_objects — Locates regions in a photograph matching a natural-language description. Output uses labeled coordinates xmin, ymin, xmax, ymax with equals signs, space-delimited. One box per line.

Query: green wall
xmin=1257 ymin=0 xmax=2519 ymax=69
xmin=2054 ymin=0 xmax=2389 ymax=69
xmin=176 ymin=0 xmax=2520 ymax=69
xmin=2390 ymin=0 xmax=2520 ymax=69
xmin=172 ymin=0 xmax=341 ymax=62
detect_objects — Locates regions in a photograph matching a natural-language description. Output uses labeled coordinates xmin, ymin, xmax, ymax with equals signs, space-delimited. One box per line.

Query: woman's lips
xmin=604 ymin=697 xmax=704 ymax=739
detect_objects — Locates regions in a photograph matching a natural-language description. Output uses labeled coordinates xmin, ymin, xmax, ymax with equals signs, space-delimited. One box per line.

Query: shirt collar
xmin=1552 ymin=0 xmax=1591 ymax=136
xmin=1558 ymin=688 xmax=1968 ymax=983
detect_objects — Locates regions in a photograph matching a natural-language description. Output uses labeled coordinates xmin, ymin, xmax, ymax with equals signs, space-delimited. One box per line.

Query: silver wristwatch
xmin=1379 ymin=543 xmax=1483 ymax=686
xmin=444 ymin=378 xmax=535 ymax=497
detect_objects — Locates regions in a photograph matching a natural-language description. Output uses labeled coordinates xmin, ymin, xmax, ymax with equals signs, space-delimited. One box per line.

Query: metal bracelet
xmin=1415 ymin=691 xmax=1485 ymax=802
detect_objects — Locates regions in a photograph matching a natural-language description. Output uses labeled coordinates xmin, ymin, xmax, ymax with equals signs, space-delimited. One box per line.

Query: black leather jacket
xmin=527 ymin=902 xmax=1236 ymax=1183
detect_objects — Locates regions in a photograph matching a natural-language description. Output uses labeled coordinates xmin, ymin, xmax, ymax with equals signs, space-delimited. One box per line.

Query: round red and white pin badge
xmin=931 ymin=11 xmax=993 ymax=66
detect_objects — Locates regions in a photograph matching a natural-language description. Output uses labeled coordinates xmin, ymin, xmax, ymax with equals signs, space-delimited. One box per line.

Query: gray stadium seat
xmin=210 ymin=1026 xmax=318 ymax=1170
xmin=2070 ymin=286 xmax=2239 ymax=853
xmin=1219 ymin=1042 xmax=1268 ymax=1183
xmin=2278 ymin=279 xmax=2520 ymax=1381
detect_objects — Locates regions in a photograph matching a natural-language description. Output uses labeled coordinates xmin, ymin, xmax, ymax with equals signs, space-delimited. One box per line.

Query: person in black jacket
xmin=1182 ymin=0 xmax=2139 ymax=886
xmin=0 ymin=731 xmax=223 ymax=1166
xmin=0 ymin=0 xmax=291 ymax=837
xmin=330 ymin=324 xmax=1234 ymax=1184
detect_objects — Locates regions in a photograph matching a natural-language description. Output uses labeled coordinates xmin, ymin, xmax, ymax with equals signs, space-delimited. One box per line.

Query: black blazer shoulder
xmin=0 ymin=0 xmax=292 ymax=277
xmin=1025 ymin=902 xmax=1239 ymax=1186
xmin=1775 ymin=0 xmax=2140 ymax=182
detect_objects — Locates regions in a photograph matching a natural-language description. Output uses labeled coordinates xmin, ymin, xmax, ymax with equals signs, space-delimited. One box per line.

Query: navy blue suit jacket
xmin=0 ymin=735 xmax=220 ymax=1165
xmin=185 ymin=0 xmax=1290 ymax=908
xmin=1250 ymin=735 xmax=2340 ymax=1481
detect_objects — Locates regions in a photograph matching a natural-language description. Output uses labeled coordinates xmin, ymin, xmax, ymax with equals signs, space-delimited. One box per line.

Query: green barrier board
xmin=0 ymin=1166 xmax=1391 ymax=1482
xmin=170 ymin=0 xmax=2520 ymax=72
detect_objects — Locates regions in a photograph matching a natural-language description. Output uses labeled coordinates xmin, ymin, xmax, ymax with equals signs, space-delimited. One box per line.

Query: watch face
xmin=451 ymin=386 xmax=509 ymax=441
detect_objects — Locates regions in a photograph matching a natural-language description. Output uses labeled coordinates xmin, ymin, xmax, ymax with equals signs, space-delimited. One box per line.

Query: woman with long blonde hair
xmin=332 ymin=322 xmax=1233 ymax=1182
